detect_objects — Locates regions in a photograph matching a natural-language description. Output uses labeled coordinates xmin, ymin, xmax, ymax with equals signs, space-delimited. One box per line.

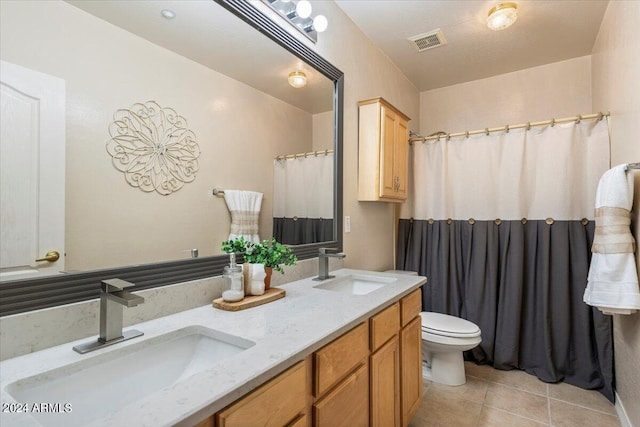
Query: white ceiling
xmin=335 ymin=0 xmax=609 ymax=91
xmin=65 ymin=0 xmax=333 ymax=114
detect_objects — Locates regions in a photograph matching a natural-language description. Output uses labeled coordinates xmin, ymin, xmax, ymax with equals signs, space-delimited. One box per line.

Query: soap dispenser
xmin=222 ymin=253 xmax=244 ymax=302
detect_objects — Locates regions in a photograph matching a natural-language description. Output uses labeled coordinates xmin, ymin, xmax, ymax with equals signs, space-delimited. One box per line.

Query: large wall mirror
xmin=0 ymin=0 xmax=343 ymax=315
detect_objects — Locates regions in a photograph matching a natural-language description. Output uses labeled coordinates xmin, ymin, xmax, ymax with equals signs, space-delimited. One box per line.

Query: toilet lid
xmin=420 ymin=312 xmax=481 ymax=338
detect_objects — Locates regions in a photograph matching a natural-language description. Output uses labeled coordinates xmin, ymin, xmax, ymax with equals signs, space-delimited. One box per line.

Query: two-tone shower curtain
xmin=396 ymin=119 xmax=616 ymax=400
xmin=273 ymin=153 xmax=334 ymax=245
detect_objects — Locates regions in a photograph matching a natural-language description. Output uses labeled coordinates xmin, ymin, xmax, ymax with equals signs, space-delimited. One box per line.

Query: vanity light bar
xmin=261 ymin=0 xmax=324 ymax=43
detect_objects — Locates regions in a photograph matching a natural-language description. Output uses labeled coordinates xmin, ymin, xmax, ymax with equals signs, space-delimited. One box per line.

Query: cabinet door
xmin=394 ymin=117 xmax=409 ymax=199
xmin=370 ymin=335 xmax=400 ymax=427
xmin=379 ymin=106 xmax=398 ymax=199
xmin=216 ymin=361 xmax=306 ymax=427
xmin=400 ymin=316 xmax=423 ymax=426
xmin=313 ymin=363 xmax=369 ymax=427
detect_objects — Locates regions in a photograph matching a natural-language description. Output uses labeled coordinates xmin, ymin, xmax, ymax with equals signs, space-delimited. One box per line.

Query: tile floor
xmin=408 ymin=362 xmax=621 ymax=427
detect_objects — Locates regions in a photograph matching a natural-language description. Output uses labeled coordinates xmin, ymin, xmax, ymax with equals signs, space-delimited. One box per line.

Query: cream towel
xmin=583 ymin=164 xmax=640 ymax=315
xmin=223 ymin=190 xmax=263 ymax=243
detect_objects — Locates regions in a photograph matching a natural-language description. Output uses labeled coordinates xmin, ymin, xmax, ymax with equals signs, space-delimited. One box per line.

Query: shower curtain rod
xmin=275 ymin=148 xmax=334 ymax=161
xmin=409 ymin=112 xmax=610 ymax=144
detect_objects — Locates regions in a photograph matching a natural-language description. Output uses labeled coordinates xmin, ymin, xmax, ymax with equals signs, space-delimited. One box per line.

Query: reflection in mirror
xmin=0 ymin=0 xmax=334 ymax=279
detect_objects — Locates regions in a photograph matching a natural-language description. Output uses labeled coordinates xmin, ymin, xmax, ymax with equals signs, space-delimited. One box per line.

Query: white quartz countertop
xmin=0 ymin=269 xmax=425 ymax=427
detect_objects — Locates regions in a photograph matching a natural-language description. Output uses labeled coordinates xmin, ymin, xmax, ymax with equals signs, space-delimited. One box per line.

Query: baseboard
xmin=615 ymin=392 xmax=634 ymax=427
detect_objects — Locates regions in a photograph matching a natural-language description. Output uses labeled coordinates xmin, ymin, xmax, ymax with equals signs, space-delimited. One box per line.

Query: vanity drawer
xmin=313 ymin=363 xmax=369 ymax=427
xmin=216 ymin=360 xmax=306 ymax=427
xmin=314 ymin=322 xmax=369 ymax=397
xmin=401 ymin=289 xmax=422 ymax=327
xmin=370 ymin=302 xmax=400 ymax=351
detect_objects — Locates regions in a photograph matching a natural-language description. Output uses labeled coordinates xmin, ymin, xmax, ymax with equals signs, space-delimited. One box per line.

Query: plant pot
xmin=243 ymin=263 xmax=265 ymax=296
xmin=264 ymin=267 xmax=273 ymax=290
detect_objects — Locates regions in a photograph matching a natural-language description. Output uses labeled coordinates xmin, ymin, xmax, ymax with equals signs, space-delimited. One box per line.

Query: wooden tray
xmin=213 ymin=288 xmax=285 ymax=311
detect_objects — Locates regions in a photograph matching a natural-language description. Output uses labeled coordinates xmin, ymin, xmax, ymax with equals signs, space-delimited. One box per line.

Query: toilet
xmin=420 ymin=312 xmax=481 ymax=386
xmin=383 ymin=270 xmax=482 ymax=386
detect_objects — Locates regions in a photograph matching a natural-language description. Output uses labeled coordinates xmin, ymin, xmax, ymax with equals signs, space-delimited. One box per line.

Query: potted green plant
xmin=221 ymin=237 xmax=297 ymax=292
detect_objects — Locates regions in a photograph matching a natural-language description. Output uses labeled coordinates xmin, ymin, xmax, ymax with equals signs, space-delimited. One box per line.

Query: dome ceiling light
xmin=487 ymin=2 xmax=518 ymax=31
xmin=288 ymin=71 xmax=307 ymax=88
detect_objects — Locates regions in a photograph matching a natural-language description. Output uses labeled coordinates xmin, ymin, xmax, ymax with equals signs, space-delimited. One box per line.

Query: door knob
xmin=35 ymin=251 xmax=60 ymax=262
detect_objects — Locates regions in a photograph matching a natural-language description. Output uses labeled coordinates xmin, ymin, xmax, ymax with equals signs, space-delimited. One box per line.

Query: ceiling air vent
xmin=408 ymin=29 xmax=447 ymax=52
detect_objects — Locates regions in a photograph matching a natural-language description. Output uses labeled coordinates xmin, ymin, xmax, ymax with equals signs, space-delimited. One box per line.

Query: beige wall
xmin=0 ymin=1 xmax=313 ymax=270
xmin=592 ymin=1 xmax=640 ymax=424
xmin=312 ymin=110 xmax=334 ymax=151
xmin=310 ymin=1 xmax=420 ymax=271
xmin=419 ymin=56 xmax=592 ymax=134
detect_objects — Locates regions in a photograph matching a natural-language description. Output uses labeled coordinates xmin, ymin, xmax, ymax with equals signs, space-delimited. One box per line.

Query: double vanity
xmin=0 ymin=270 xmax=425 ymax=427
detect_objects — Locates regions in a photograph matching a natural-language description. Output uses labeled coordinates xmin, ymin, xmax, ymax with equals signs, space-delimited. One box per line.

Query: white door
xmin=0 ymin=60 xmax=65 ymax=279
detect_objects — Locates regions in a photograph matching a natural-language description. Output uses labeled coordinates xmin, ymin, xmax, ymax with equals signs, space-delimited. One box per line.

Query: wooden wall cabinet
xmin=195 ymin=289 xmax=423 ymax=427
xmin=358 ymin=97 xmax=411 ymax=202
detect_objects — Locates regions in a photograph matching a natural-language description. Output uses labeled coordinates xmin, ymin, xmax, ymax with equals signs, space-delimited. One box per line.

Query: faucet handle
xmin=319 ymin=247 xmax=338 ymax=255
xmin=101 ymin=278 xmax=135 ymax=293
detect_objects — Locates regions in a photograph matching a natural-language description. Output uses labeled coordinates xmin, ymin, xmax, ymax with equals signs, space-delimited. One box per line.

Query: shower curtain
xmin=273 ymin=153 xmax=334 ymax=245
xmin=397 ymin=119 xmax=616 ymax=400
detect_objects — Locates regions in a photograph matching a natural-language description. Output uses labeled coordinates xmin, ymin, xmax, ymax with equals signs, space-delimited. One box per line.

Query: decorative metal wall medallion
xmin=106 ymin=101 xmax=200 ymax=195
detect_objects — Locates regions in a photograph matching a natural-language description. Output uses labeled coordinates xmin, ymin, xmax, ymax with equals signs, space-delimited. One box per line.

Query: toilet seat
xmin=420 ymin=312 xmax=481 ymax=338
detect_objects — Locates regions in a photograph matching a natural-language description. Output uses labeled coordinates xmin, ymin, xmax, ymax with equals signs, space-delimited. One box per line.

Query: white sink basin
xmin=5 ymin=326 xmax=254 ymax=427
xmin=313 ymin=274 xmax=397 ymax=295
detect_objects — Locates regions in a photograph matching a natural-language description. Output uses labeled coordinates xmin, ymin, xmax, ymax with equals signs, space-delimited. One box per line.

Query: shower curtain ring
xmin=485 ymin=128 xmax=490 ymax=136
xmin=465 ymin=131 xmax=469 ymax=139
xmin=576 ymin=114 xmax=582 ymax=124
xmin=526 ymin=122 xmax=531 ymax=131
xmin=446 ymin=133 xmax=451 ymax=141
xmin=505 ymin=125 xmax=510 ymax=133
xmin=551 ymin=118 xmax=556 ymax=127
xmin=597 ymin=112 xmax=604 ymax=121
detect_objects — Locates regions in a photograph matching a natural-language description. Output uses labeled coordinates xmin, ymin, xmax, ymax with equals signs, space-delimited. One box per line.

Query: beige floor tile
xmin=464 ymin=361 xmax=494 ymax=380
xmin=411 ymin=385 xmax=483 ymax=427
xmin=548 ymin=381 xmax=616 ymax=415
xmin=428 ymin=375 xmax=489 ymax=403
xmin=484 ymin=383 xmax=550 ymax=423
xmin=549 ymin=399 xmax=621 ymax=427
xmin=478 ymin=406 xmax=549 ymax=427
xmin=490 ymin=368 xmax=548 ymax=396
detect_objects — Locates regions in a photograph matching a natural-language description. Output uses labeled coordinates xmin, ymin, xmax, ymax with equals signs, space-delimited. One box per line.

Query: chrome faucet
xmin=73 ymin=278 xmax=144 ymax=354
xmin=314 ymin=247 xmax=346 ymax=281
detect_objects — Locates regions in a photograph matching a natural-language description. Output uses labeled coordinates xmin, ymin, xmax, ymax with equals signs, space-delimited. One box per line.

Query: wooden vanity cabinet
xmin=195 ymin=289 xmax=423 ymax=427
xmin=358 ymin=97 xmax=410 ymax=202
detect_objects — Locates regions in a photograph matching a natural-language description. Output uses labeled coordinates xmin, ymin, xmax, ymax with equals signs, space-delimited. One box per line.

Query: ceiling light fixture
xmin=288 ymin=71 xmax=307 ymax=88
xmin=487 ymin=2 xmax=518 ymax=31
xmin=262 ymin=0 xmax=328 ymax=43
xmin=160 ymin=9 xmax=176 ymax=20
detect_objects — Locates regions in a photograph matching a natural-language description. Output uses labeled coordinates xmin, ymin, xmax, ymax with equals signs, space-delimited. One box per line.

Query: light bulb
xmin=313 ymin=15 xmax=328 ymax=32
xmin=296 ymin=0 xmax=312 ymax=19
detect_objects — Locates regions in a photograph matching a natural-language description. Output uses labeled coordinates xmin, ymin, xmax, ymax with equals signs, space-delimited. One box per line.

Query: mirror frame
xmin=0 ymin=0 xmax=343 ymax=317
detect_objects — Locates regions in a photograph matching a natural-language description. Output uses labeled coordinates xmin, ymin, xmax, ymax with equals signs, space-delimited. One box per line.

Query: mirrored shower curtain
xmin=273 ymin=153 xmax=334 ymax=245
xmin=396 ymin=119 xmax=616 ymax=400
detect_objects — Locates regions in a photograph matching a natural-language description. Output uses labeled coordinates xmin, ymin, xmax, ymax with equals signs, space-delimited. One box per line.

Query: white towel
xmin=223 ymin=190 xmax=263 ymax=243
xmin=583 ymin=164 xmax=640 ymax=315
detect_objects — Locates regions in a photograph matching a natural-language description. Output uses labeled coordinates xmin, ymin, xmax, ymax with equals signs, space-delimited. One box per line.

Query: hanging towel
xmin=223 ymin=190 xmax=263 ymax=243
xmin=583 ymin=164 xmax=640 ymax=315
